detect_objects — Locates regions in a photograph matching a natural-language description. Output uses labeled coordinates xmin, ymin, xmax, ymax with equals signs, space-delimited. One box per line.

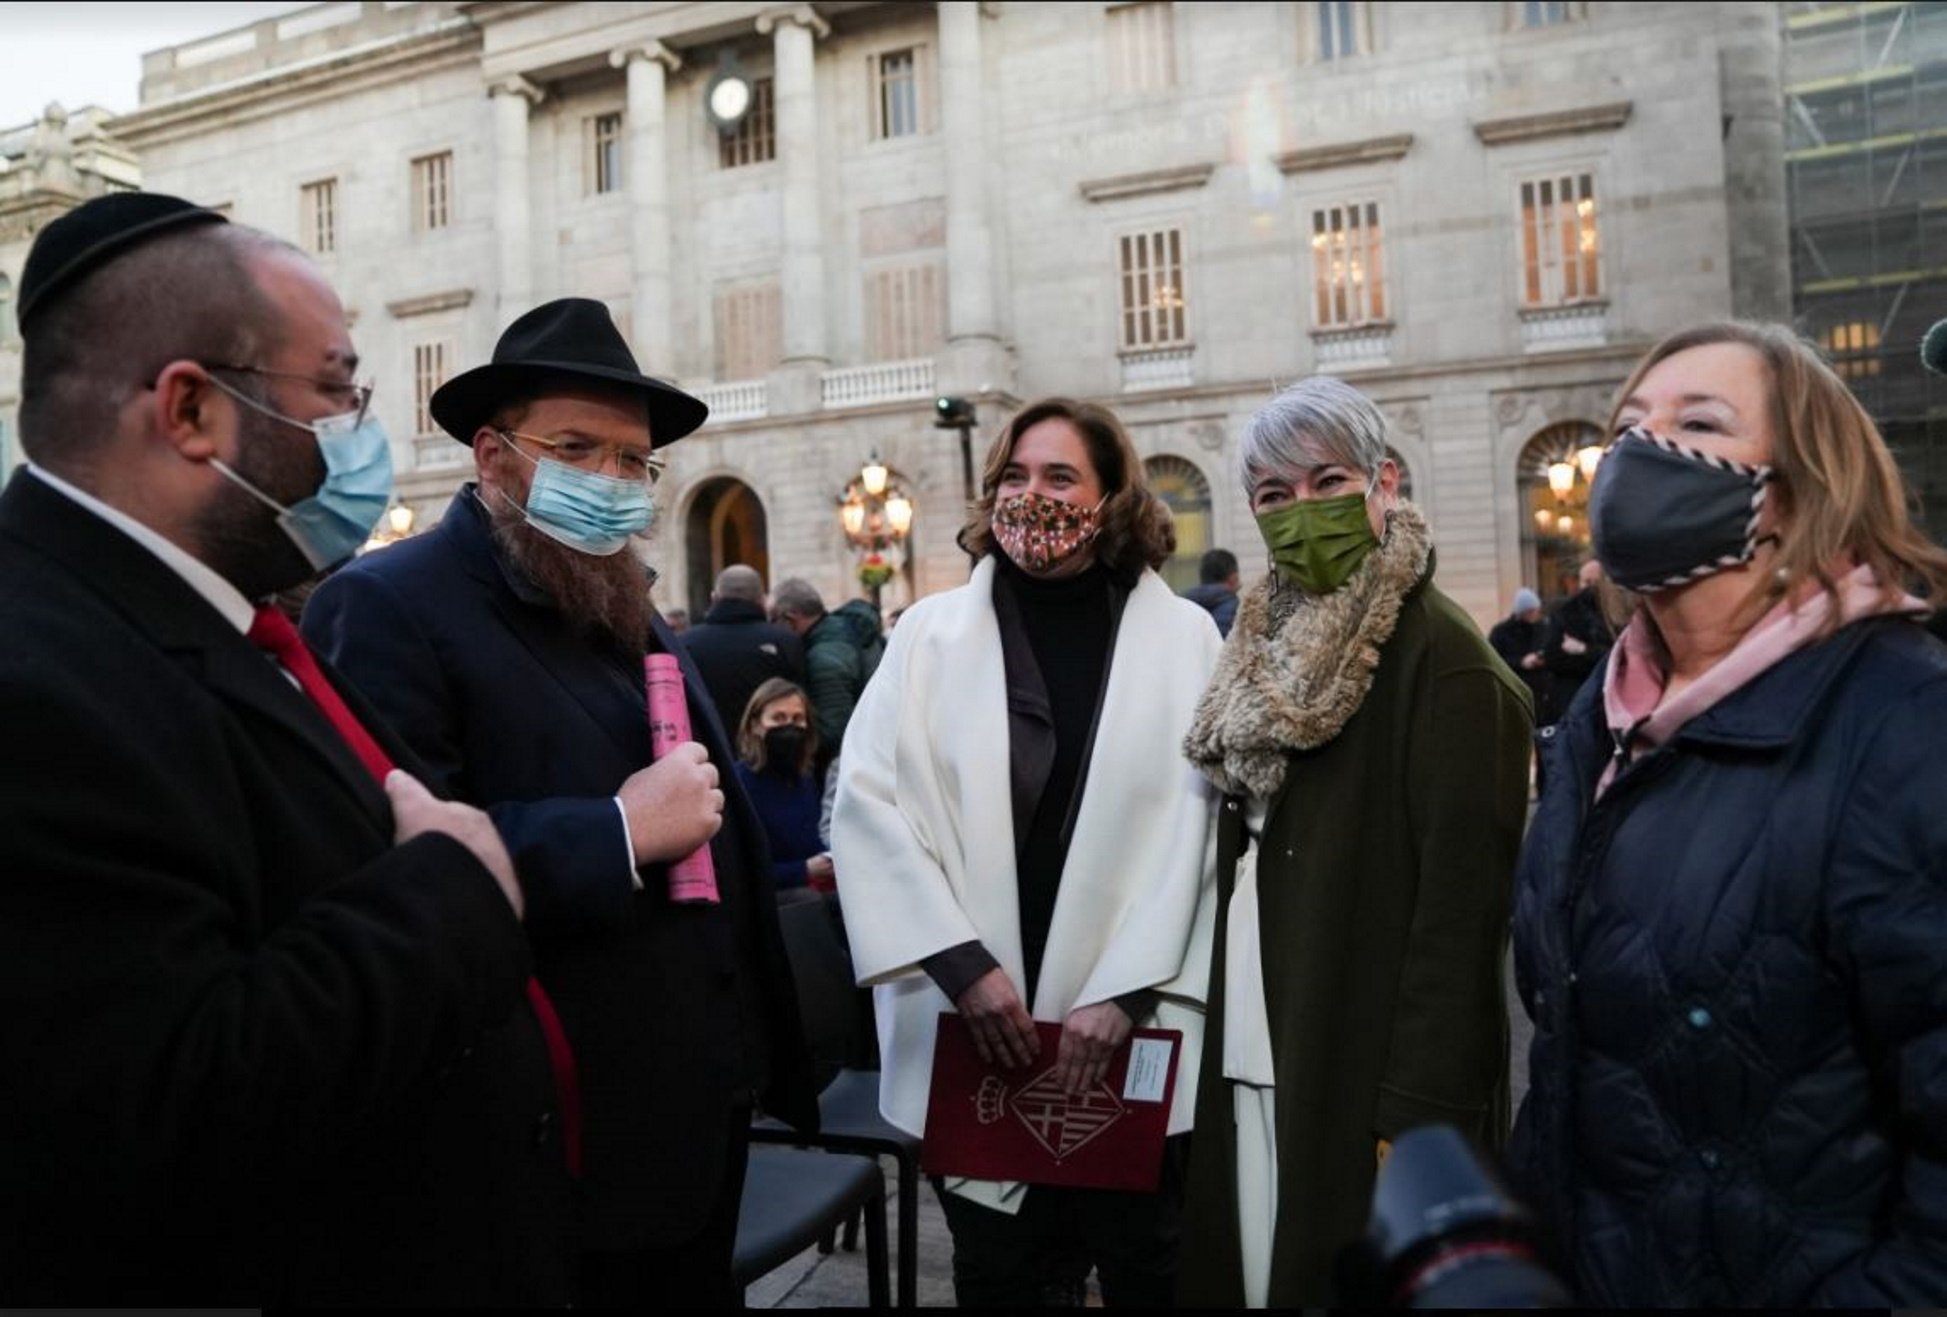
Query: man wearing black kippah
xmin=0 ymin=193 xmax=571 ymax=1304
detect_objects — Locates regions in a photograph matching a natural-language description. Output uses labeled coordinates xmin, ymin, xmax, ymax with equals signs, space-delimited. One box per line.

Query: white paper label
xmin=1122 ymin=1037 xmax=1174 ymax=1104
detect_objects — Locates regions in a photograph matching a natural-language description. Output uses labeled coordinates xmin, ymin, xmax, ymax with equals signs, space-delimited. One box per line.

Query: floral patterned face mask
xmin=992 ymin=490 xmax=1107 ymax=573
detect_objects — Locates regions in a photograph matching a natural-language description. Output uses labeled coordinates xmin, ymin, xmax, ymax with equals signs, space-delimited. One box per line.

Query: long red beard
xmin=484 ymin=491 xmax=656 ymax=655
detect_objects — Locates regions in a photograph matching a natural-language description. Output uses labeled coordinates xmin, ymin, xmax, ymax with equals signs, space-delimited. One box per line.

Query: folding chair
xmin=752 ymin=892 xmax=926 ymax=1308
xmin=733 ymin=1145 xmax=889 ymax=1307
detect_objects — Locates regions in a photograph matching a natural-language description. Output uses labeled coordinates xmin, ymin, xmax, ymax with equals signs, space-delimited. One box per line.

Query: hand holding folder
xmin=923 ymin=1013 xmax=1182 ymax=1192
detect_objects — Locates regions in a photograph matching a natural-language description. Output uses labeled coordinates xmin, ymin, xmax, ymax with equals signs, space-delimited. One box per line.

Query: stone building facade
xmin=0 ymin=104 xmax=143 ymax=473
xmin=64 ymin=0 xmax=1792 ymax=623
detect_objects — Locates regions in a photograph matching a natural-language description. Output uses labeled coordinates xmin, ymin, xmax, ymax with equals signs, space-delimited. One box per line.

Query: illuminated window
xmin=1311 ymin=201 xmax=1388 ymax=327
xmin=1145 ymin=454 xmax=1212 ymax=592
xmin=1819 ymin=320 xmax=1883 ymax=380
xmin=1118 ymin=227 xmax=1190 ymax=350
xmin=1518 ymin=172 xmax=1601 ymax=306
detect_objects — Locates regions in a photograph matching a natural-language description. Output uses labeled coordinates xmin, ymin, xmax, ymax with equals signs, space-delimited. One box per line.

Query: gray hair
xmin=1239 ymin=376 xmax=1390 ymax=495
xmin=771 ymin=577 xmax=826 ymax=621
xmin=712 ymin=563 xmax=765 ymax=605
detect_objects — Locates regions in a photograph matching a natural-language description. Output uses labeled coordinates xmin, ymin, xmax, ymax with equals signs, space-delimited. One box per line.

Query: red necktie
xmin=250 ymin=605 xmax=583 ymax=1176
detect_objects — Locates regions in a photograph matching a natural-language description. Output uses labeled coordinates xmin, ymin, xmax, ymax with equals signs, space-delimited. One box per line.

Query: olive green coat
xmin=1178 ymin=543 xmax=1532 ymax=1306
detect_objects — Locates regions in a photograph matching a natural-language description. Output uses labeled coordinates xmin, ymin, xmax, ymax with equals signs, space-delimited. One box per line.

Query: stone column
xmin=610 ymin=42 xmax=683 ymax=373
xmin=936 ymin=1 xmax=1012 ymax=396
xmin=758 ymin=3 xmax=831 ymax=406
xmin=1715 ymin=1 xmax=1791 ymax=321
xmin=490 ymin=75 xmax=544 ymax=324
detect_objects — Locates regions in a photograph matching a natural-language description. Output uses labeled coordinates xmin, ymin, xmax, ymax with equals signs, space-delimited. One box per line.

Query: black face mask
xmin=1588 ymin=427 xmax=1773 ymax=593
xmin=762 ymin=724 xmax=810 ymax=774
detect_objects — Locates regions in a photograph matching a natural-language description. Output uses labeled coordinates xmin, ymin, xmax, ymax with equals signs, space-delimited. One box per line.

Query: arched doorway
xmin=1517 ymin=421 xmax=1604 ymax=603
xmin=685 ymin=477 xmax=770 ymax=618
xmin=1145 ymin=454 xmax=1213 ymax=592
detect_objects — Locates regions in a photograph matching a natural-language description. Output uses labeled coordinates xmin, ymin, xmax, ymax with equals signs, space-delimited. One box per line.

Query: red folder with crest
xmin=921 ymin=1013 xmax=1182 ymax=1192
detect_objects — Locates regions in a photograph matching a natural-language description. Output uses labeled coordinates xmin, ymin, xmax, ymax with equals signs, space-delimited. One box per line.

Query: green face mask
xmin=1255 ymin=490 xmax=1379 ymax=595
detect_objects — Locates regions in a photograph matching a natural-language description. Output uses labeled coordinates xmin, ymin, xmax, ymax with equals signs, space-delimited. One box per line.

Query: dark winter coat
xmin=1181 ymin=581 xmax=1239 ymax=637
xmin=1179 ymin=509 xmax=1533 ymax=1306
xmin=1488 ymin=612 xmax=1555 ymax=724
xmin=681 ymin=597 xmax=805 ymax=735
xmin=1541 ymin=587 xmax=1614 ymax=717
xmin=1509 ymin=615 xmax=1947 ymax=1306
xmin=803 ymin=603 xmax=881 ymax=755
xmin=0 ymin=471 xmax=570 ymax=1305
xmin=302 ymin=488 xmax=817 ymax=1253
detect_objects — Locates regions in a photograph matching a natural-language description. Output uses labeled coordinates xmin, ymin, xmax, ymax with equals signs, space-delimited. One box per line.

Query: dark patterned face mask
xmin=992 ymin=490 xmax=1106 ymax=573
xmin=1588 ymin=427 xmax=1774 ymax=592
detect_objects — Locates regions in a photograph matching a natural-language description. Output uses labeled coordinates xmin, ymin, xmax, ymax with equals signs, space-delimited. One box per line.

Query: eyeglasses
xmin=499 ymin=428 xmax=666 ymax=485
xmin=204 ymin=363 xmax=375 ymax=426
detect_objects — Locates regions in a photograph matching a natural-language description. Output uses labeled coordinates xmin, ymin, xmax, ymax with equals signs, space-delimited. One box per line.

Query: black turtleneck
xmin=998 ymin=556 xmax=1117 ymax=995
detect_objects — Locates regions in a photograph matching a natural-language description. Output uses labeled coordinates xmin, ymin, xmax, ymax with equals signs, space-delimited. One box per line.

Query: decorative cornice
xmin=1077 ymin=161 xmax=1216 ymax=203
xmin=610 ymin=41 xmax=682 ymax=76
xmin=112 ymin=22 xmax=479 ymax=147
xmin=385 ymin=289 xmax=475 ymax=319
xmin=1274 ymin=133 xmax=1413 ymax=175
xmin=1473 ymin=101 xmax=1632 ymax=146
xmin=755 ymin=4 xmax=831 ymax=40
xmin=488 ymin=74 xmax=545 ymax=106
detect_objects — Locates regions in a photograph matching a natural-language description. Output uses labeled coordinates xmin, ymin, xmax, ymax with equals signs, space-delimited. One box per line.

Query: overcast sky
xmin=0 ymin=2 xmax=310 ymax=128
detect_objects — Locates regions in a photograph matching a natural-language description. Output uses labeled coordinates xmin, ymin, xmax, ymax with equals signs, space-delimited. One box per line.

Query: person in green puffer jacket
xmin=772 ymin=580 xmax=884 ymax=766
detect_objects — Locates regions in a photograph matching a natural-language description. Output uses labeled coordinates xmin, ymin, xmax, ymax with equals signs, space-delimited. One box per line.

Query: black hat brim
xmin=431 ymin=359 xmax=710 ymax=449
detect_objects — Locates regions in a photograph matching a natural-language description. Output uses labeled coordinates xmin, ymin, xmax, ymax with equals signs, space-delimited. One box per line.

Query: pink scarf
xmin=1596 ymin=564 xmax=1928 ymax=797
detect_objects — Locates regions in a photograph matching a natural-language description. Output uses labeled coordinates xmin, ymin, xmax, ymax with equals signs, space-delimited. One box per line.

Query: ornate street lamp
xmin=1575 ymin=443 xmax=1604 ymax=484
xmin=836 ymin=453 xmax=915 ymax=608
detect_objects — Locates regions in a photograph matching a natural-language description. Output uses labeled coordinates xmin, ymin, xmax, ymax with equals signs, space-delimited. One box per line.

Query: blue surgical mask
xmin=205 ymin=377 xmax=395 ymax=571
xmin=495 ymin=433 xmax=656 ymax=557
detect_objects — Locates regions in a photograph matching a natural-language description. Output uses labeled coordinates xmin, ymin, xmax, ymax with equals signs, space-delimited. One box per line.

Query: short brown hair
xmin=737 ymin=677 xmax=819 ymax=775
xmin=1607 ymin=321 xmax=1947 ymax=631
xmin=956 ymin=397 xmax=1175 ymax=586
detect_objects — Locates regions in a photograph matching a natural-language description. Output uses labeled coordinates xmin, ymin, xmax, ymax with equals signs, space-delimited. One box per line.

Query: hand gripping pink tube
xmin=644 ymin=652 xmax=720 ymax=905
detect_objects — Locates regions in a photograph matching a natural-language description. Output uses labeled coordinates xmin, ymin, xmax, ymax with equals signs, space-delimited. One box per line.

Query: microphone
xmin=1924 ymin=319 xmax=1947 ymax=377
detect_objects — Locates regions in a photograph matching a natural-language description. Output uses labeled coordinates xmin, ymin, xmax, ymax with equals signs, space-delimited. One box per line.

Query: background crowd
xmin=3 ymin=190 xmax=1946 ymax=1310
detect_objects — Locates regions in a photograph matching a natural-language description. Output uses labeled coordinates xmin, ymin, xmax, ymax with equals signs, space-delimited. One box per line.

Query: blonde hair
xmin=737 ymin=677 xmax=818 ymax=775
xmin=1607 ymin=321 xmax=1947 ymax=634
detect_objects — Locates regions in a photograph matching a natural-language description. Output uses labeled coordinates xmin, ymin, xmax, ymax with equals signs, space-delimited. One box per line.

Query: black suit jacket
xmin=0 ymin=470 xmax=569 ymax=1305
xmin=303 ymin=485 xmax=817 ymax=1251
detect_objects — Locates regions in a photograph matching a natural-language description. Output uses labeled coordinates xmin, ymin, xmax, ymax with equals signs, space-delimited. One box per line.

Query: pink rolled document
xmin=644 ymin=652 xmax=721 ymax=905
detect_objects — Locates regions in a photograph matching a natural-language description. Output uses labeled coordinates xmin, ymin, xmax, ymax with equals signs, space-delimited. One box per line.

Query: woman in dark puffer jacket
xmin=1509 ymin=321 xmax=1947 ymax=1307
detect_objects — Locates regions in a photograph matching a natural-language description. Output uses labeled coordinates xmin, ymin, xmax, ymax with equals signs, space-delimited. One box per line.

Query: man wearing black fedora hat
xmin=0 ymin=193 xmax=573 ymax=1303
xmin=303 ymin=297 xmax=818 ymax=1307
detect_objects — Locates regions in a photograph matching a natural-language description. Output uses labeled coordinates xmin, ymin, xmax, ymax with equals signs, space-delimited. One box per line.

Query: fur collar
xmin=1183 ymin=503 xmax=1433 ymax=798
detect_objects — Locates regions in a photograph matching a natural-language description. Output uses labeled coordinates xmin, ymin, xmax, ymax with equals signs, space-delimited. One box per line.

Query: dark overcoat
xmin=1180 ymin=570 xmax=1532 ymax=1306
xmin=0 ymin=470 xmax=570 ymax=1304
xmin=303 ymin=486 xmax=817 ymax=1252
xmin=1509 ymin=616 xmax=1947 ymax=1306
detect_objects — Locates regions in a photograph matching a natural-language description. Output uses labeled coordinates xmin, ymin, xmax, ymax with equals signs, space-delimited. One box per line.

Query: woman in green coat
xmin=1178 ymin=377 xmax=1533 ymax=1307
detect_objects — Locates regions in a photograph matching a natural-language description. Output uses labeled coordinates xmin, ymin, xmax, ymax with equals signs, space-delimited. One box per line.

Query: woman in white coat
xmin=832 ymin=397 xmax=1221 ymax=1306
